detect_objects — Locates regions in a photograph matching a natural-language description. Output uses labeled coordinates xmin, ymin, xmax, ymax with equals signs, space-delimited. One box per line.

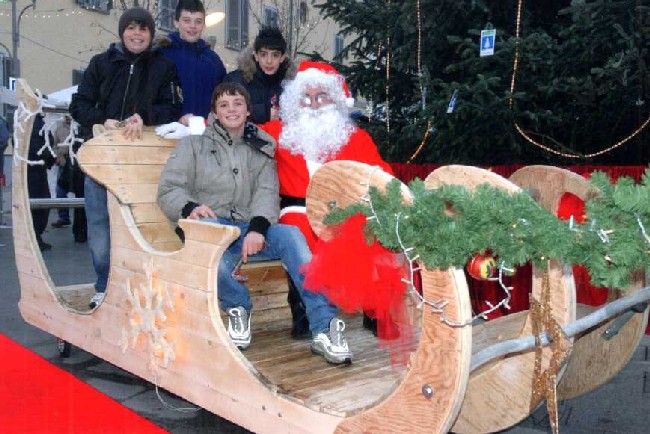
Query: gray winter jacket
xmin=157 ymin=119 xmax=279 ymax=236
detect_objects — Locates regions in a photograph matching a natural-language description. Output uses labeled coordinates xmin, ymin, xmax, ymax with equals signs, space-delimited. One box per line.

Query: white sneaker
xmin=89 ymin=292 xmax=105 ymax=309
xmin=311 ymin=317 xmax=353 ymax=365
xmin=227 ymin=306 xmax=251 ymax=350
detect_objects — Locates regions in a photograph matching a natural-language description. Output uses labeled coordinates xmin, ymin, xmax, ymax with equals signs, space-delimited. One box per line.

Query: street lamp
xmin=11 ymin=0 xmax=36 ymax=78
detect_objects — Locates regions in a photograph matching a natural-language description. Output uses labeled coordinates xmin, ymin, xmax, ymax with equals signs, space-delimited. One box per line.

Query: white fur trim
xmin=306 ymin=160 xmax=322 ymax=177
xmin=346 ymin=97 xmax=355 ymax=107
xmin=279 ymin=206 xmax=307 ymax=219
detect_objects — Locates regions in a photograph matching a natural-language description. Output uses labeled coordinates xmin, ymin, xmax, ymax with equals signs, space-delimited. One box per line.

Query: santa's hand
xmin=155 ymin=122 xmax=190 ymax=139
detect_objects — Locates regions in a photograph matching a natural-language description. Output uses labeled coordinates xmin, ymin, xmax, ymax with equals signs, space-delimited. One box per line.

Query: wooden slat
xmin=130 ymin=203 xmax=170 ymax=224
xmin=112 ymin=183 xmax=159 ymax=204
xmin=79 ymin=145 xmax=172 ymax=165
xmin=82 ymin=164 xmax=166 ymax=185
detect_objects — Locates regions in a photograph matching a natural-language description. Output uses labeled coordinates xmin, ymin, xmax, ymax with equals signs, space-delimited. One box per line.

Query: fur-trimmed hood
xmin=236 ymin=46 xmax=297 ymax=83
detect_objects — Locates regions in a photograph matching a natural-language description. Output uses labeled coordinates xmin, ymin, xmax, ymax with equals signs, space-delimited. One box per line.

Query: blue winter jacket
xmin=160 ymin=32 xmax=227 ymax=118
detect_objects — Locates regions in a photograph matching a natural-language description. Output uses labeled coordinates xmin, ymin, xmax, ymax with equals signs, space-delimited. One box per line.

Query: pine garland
xmin=324 ymin=169 xmax=650 ymax=289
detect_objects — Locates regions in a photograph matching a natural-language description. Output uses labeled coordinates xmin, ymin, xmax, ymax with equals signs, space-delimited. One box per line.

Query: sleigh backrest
xmin=77 ymin=127 xmax=183 ymax=251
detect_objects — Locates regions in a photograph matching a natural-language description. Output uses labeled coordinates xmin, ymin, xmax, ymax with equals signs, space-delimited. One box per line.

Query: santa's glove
xmin=155 ymin=122 xmax=191 ymax=139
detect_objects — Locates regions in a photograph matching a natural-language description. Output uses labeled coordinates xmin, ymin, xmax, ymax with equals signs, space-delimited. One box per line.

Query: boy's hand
xmin=242 ymin=232 xmax=265 ymax=262
xmin=188 ymin=204 xmax=217 ymax=220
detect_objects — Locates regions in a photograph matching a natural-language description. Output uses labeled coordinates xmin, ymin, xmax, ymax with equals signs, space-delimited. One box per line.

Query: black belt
xmin=280 ymin=195 xmax=306 ymax=209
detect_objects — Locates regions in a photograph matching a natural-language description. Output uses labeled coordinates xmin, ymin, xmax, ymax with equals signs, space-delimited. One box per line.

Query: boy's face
xmin=122 ymin=23 xmax=152 ymax=54
xmin=253 ymin=48 xmax=287 ymax=76
xmin=213 ymin=93 xmax=250 ymax=132
xmin=175 ymin=10 xmax=205 ymax=43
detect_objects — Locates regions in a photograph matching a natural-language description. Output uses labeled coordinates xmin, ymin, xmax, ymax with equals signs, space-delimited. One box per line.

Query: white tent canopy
xmin=0 ymin=85 xmax=77 ymax=109
xmin=46 ymin=85 xmax=78 ymax=108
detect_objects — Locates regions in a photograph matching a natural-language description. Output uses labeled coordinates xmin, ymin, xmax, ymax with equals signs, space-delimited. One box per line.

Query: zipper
xmin=170 ymin=82 xmax=176 ymax=105
xmin=119 ymin=62 xmax=135 ymax=121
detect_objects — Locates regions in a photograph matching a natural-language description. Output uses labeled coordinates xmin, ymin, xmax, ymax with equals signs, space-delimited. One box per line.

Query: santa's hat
xmin=296 ymin=61 xmax=355 ymax=108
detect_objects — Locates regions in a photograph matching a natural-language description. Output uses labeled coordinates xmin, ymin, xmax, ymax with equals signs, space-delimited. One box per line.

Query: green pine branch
xmin=324 ymin=169 xmax=650 ymax=289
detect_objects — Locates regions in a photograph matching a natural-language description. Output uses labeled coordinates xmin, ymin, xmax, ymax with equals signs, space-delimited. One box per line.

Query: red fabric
xmin=0 ymin=334 xmax=166 ymax=433
xmin=302 ymin=214 xmax=414 ymax=364
xmin=391 ymin=164 xmax=648 ymax=333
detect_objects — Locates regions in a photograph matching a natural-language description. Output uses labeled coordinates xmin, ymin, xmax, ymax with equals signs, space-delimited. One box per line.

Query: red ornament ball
xmin=467 ymin=253 xmax=497 ymax=280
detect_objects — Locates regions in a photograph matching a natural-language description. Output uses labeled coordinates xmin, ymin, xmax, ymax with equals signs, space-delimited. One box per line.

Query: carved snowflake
xmin=120 ymin=259 xmax=175 ymax=374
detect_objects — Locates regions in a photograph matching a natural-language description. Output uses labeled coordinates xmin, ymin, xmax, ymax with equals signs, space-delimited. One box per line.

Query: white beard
xmin=279 ymin=105 xmax=355 ymax=163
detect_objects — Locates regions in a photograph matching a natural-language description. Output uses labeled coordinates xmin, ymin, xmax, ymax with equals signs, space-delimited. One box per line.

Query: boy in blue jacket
xmin=160 ymin=0 xmax=227 ymax=125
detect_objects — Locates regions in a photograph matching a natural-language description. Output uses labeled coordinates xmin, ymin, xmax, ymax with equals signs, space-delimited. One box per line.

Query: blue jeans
xmin=84 ymin=176 xmax=110 ymax=292
xmin=204 ymin=218 xmax=337 ymax=335
xmin=56 ymin=166 xmax=70 ymax=222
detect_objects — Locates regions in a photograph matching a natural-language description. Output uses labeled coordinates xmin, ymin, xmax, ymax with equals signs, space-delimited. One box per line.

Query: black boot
xmin=288 ymin=279 xmax=311 ymax=339
xmin=36 ymin=234 xmax=52 ymax=251
xmin=363 ymin=313 xmax=378 ymax=336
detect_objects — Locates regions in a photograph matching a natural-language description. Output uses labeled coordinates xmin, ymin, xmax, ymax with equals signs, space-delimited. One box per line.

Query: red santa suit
xmin=261 ymin=120 xmax=393 ymax=250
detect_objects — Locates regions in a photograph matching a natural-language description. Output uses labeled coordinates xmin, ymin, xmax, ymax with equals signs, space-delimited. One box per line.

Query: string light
xmin=509 ymin=0 xmax=649 ymax=159
xmin=394 ymin=210 xmax=515 ymax=327
xmin=384 ymin=0 xmax=392 ymax=140
xmin=358 ymin=167 xmax=514 ymax=328
xmin=416 ymin=0 xmax=423 ymax=96
xmin=405 ymin=0 xmax=433 ymax=163
xmin=407 ymin=120 xmax=432 ymax=163
xmin=0 ymin=9 xmax=86 ymax=19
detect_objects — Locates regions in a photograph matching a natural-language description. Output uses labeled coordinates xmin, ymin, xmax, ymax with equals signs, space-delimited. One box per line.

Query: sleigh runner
xmin=12 ymin=79 xmax=649 ymax=433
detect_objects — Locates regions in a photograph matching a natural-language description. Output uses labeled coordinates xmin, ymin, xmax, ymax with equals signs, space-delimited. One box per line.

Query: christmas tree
xmin=315 ymin=0 xmax=649 ymax=165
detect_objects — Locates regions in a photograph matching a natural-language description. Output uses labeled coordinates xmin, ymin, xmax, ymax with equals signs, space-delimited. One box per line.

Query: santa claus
xmin=260 ymin=61 xmax=393 ymax=337
xmin=261 ymin=61 xmax=391 ymax=249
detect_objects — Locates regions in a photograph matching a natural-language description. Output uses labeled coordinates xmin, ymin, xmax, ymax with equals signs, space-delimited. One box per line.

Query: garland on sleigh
xmin=323 ymin=169 xmax=650 ymax=290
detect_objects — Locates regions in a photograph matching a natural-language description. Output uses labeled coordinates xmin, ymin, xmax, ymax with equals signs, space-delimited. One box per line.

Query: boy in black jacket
xmin=69 ymin=7 xmax=181 ymax=309
xmin=224 ymin=27 xmax=295 ymax=124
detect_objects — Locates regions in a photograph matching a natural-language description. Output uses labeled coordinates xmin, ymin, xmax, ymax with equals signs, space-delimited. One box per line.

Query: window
xmin=77 ymin=0 xmax=112 ymax=14
xmin=226 ymin=0 xmax=249 ymax=50
xmin=0 ymin=54 xmax=9 ymax=88
xmin=158 ymin=0 xmax=179 ymax=31
xmin=334 ymin=34 xmax=345 ymax=58
xmin=299 ymin=1 xmax=308 ymax=25
xmin=264 ymin=5 xmax=279 ymax=28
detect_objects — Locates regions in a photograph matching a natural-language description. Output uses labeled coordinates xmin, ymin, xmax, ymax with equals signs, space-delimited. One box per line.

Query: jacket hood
xmin=206 ymin=118 xmax=276 ymax=158
xmin=236 ymin=46 xmax=297 ymax=83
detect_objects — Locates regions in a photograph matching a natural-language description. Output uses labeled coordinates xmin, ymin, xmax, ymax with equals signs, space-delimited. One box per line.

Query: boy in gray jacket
xmin=157 ymin=83 xmax=352 ymax=365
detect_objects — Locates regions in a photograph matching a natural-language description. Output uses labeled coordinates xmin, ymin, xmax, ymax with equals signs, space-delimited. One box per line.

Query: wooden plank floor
xmin=244 ymin=314 xmax=414 ymax=416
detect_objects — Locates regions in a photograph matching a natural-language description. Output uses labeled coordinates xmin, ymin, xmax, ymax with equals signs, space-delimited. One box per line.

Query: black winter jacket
xmin=70 ymin=43 xmax=182 ymax=141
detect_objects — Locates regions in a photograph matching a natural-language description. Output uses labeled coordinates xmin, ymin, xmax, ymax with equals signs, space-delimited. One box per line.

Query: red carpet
xmin=0 ymin=334 xmax=167 ymax=433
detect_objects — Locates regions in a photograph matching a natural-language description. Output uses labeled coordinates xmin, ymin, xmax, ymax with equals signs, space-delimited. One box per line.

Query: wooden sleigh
xmin=12 ymin=79 xmax=648 ymax=433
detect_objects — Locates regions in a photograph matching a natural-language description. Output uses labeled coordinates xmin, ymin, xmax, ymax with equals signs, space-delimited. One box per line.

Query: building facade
xmin=0 ymin=0 xmax=347 ymax=94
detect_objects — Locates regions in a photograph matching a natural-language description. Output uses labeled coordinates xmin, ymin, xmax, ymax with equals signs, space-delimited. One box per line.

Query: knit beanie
xmin=119 ymin=7 xmax=156 ymax=40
